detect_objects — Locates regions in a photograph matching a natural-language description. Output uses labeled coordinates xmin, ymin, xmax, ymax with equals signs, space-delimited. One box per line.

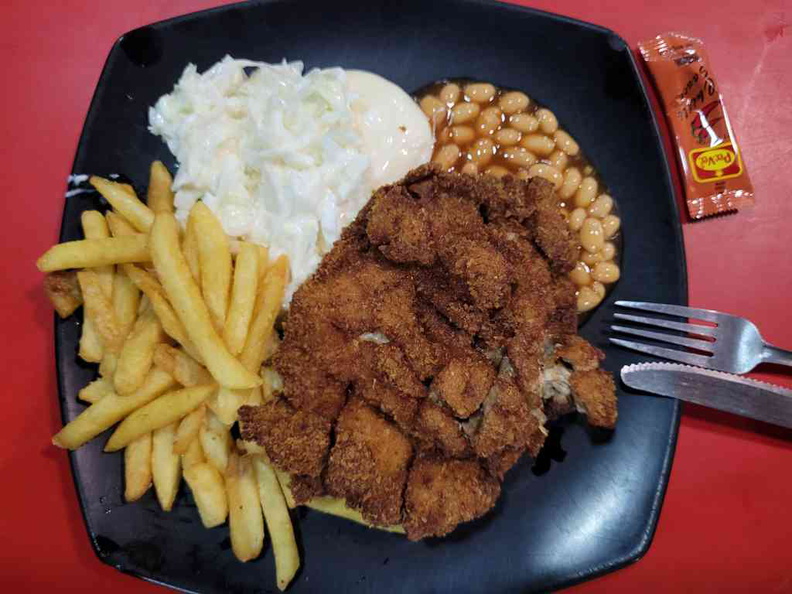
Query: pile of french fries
xmin=39 ymin=162 xmax=299 ymax=589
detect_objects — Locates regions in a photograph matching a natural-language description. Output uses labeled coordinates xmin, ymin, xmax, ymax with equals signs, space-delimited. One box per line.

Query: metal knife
xmin=621 ymin=362 xmax=792 ymax=429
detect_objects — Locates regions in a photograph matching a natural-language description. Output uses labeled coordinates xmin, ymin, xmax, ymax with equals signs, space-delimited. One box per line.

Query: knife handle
xmin=762 ymin=344 xmax=792 ymax=368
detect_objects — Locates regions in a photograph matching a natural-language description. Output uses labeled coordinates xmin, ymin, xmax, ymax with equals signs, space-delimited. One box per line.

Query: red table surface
xmin=2 ymin=0 xmax=790 ymax=591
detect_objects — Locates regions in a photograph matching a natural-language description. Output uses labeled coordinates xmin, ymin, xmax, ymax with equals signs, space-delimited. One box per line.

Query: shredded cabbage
xmin=149 ymin=56 xmax=371 ymax=300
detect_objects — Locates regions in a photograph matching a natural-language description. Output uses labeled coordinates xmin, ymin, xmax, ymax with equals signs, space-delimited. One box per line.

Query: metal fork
xmin=609 ymin=301 xmax=792 ymax=374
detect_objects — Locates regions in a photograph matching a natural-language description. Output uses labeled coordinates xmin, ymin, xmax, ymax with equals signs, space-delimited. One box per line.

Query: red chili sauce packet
xmin=638 ymin=33 xmax=754 ymax=219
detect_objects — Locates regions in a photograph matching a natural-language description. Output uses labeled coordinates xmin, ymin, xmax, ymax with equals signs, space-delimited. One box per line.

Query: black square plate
xmin=56 ymin=0 xmax=686 ymax=592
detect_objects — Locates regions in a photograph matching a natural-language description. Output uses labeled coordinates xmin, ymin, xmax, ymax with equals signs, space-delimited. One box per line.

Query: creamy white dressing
xmin=346 ymin=70 xmax=434 ymax=188
xmin=149 ymin=57 xmax=432 ymax=300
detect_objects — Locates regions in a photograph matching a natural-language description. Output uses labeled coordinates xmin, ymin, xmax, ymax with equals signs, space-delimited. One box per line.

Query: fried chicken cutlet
xmin=239 ymin=164 xmax=617 ymax=540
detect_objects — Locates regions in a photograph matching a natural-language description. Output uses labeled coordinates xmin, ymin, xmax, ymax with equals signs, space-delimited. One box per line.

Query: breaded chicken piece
xmin=412 ymin=400 xmax=472 ymax=457
xmin=417 ymin=303 xmax=473 ymax=355
xmin=403 ymin=454 xmax=501 ymax=541
xmin=372 ymin=343 xmax=427 ymax=399
xmin=356 ymin=378 xmax=419 ymax=429
xmin=557 ymin=335 xmax=605 ymax=371
xmin=366 ymin=184 xmax=434 ymax=265
xmin=239 ymin=399 xmax=331 ymax=478
xmin=486 ymin=446 xmax=526 ymax=480
xmin=432 ymin=355 xmax=496 ymax=419
xmin=548 ymin=277 xmax=579 ymax=338
xmin=414 ymin=269 xmax=487 ymax=335
xmin=506 ymin=330 xmax=546 ymax=410
xmin=488 ymin=220 xmax=552 ymax=283
xmin=373 ymin=282 xmax=443 ymax=380
xmin=283 ymin=259 xmax=403 ymax=382
xmin=413 ymin=165 xmax=538 ymax=224
xmin=474 ymin=377 xmax=547 ymax=459
xmin=368 ymin=175 xmax=513 ymax=314
xmin=530 ymin=181 xmax=579 ymax=274
xmin=497 ymin=289 xmax=549 ymax=342
xmin=326 ymin=399 xmax=413 ymax=526
xmin=440 ymin=238 xmax=511 ymax=311
xmin=569 ymin=369 xmax=618 ymax=428
xmin=289 ymin=474 xmax=325 ymax=505
xmin=283 ymin=310 xmax=363 ymax=383
xmin=485 ymin=231 xmax=552 ymax=338
xmin=274 ymin=345 xmax=348 ymax=420
xmin=44 ymin=270 xmax=82 ymax=318
xmin=424 ymin=193 xmax=483 ymax=241
xmin=307 ymin=266 xmax=376 ymax=334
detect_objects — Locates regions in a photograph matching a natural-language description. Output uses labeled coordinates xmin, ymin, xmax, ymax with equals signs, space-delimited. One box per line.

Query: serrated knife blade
xmin=621 ymin=362 xmax=792 ymax=429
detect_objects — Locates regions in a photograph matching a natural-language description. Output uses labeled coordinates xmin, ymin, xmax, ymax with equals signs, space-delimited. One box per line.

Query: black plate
xmin=56 ymin=1 xmax=686 ymax=592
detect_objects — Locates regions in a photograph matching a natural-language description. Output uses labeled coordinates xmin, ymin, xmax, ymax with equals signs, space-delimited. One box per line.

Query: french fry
xmin=240 ymin=255 xmax=288 ymax=372
xmin=52 ymin=368 xmax=175 ymax=450
xmin=228 ymin=239 xmax=248 ymax=257
xmin=223 ymin=243 xmax=259 ymax=355
xmin=79 ymin=316 xmax=104 ymax=363
xmin=149 ymin=214 xmax=261 ymax=389
xmin=229 ymin=239 xmax=267 ymax=258
xmin=77 ymin=212 xmax=111 ymax=361
xmin=77 ymin=377 xmax=112 ymax=404
xmin=153 ymin=345 xmax=212 ymax=387
xmin=182 ymin=214 xmax=200 ymax=282
xmin=78 ymin=270 xmax=124 ymax=354
xmin=37 ymin=235 xmax=149 ymax=272
xmin=114 ymin=308 xmax=164 ymax=395
xmin=79 ymin=296 xmax=105 ymax=362
xmin=172 ymin=349 xmax=212 ymax=386
xmin=104 ymin=383 xmax=216 ymax=452
xmin=183 ymin=462 xmax=227 ymax=528
xmin=44 ymin=270 xmax=83 ymax=318
xmin=99 ymin=353 xmax=118 ymax=378
xmin=121 ymin=264 xmax=194 ymax=355
xmin=173 ymin=405 xmax=206 ymax=455
xmin=181 ymin=435 xmax=206 ymax=469
xmin=257 ymin=245 xmax=270 ymax=286
xmin=237 ymin=439 xmax=265 ymax=456
xmin=90 ymin=176 xmax=154 ymax=232
xmin=252 ymin=456 xmax=300 ymax=590
xmin=112 ymin=269 xmax=140 ymax=340
xmin=106 ymin=211 xmax=139 ymax=237
xmin=138 ymin=294 xmax=151 ymax=314
xmin=305 ymin=497 xmax=405 ymax=534
xmin=199 ymin=410 xmax=232 ymax=473
xmin=81 ymin=210 xmax=114 ymax=297
xmin=226 ymin=453 xmax=265 ymax=562
xmin=152 ymin=422 xmax=181 ymax=511
xmin=190 ymin=202 xmax=232 ymax=329
xmin=152 ymin=342 xmax=176 ymax=373
xmin=246 ymin=386 xmax=263 ymax=406
xmin=261 ymin=367 xmax=283 ymax=403
xmin=147 ymin=161 xmax=174 ymax=214
xmin=209 ymin=387 xmax=247 ymax=425
xmin=124 ymin=432 xmax=152 ymax=502
xmin=272 ymin=468 xmax=297 ymax=509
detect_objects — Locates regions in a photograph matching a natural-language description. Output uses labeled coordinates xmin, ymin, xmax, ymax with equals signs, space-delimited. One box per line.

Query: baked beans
xmin=498 ymin=91 xmax=530 ymax=115
xmin=417 ymin=79 xmax=622 ymax=313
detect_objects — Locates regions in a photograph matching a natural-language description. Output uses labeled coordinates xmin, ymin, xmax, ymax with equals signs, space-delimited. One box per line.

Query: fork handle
xmin=761 ymin=344 xmax=792 ymax=368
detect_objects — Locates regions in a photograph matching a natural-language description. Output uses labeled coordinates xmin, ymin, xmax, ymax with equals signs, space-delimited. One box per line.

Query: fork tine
xmin=609 ymin=338 xmax=713 ymax=367
xmin=611 ymin=325 xmax=715 ymax=352
xmin=614 ymin=313 xmax=718 ymax=337
xmin=615 ymin=300 xmax=726 ymax=324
